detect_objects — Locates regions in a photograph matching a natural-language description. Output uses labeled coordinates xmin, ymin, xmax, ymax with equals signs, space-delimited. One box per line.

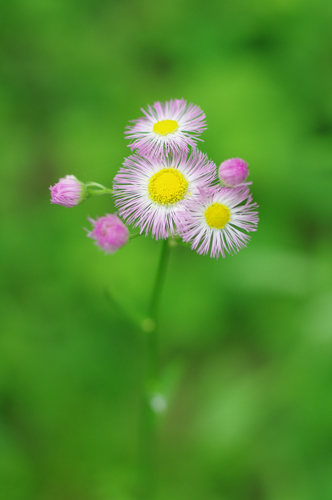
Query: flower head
xmin=178 ymin=186 xmax=259 ymax=258
xmin=125 ymin=99 xmax=207 ymax=158
xmin=113 ymin=149 xmax=216 ymax=240
xmin=87 ymin=214 xmax=129 ymax=254
xmin=50 ymin=175 xmax=88 ymax=207
xmin=218 ymin=158 xmax=249 ymax=187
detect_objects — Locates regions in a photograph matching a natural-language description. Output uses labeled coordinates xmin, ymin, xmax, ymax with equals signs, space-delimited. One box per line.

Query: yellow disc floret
xmin=148 ymin=168 xmax=188 ymax=205
xmin=153 ymin=119 xmax=178 ymax=136
xmin=205 ymin=203 xmax=230 ymax=229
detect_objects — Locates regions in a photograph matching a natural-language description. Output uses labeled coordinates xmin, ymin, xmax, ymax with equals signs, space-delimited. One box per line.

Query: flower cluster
xmin=116 ymin=99 xmax=258 ymax=258
xmin=50 ymin=98 xmax=258 ymax=258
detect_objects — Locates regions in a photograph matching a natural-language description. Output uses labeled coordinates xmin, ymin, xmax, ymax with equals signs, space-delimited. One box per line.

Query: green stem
xmin=85 ymin=181 xmax=109 ymax=189
xmin=138 ymin=238 xmax=171 ymax=500
xmin=86 ymin=182 xmax=113 ymax=196
xmin=87 ymin=189 xmax=113 ymax=196
xmin=129 ymin=232 xmax=142 ymax=240
xmin=149 ymin=238 xmax=170 ymax=321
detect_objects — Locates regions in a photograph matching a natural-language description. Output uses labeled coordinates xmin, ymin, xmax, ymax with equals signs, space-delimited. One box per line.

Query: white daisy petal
xmin=178 ymin=186 xmax=259 ymax=259
xmin=113 ymin=150 xmax=216 ymax=240
xmin=124 ymin=99 xmax=207 ymax=158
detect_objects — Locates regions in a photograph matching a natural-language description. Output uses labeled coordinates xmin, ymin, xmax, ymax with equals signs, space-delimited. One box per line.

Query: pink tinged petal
xmin=178 ymin=185 xmax=259 ymax=259
xmin=113 ymin=150 xmax=216 ymax=240
xmin=124 ymin=98 xmax=207 ymax=158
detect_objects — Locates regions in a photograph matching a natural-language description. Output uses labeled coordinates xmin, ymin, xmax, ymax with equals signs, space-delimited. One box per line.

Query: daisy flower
xmin=113 ymin=149 xmax=216 ymax=239
xmin=178 ymin=186 xmax=259 ymax=258
xmin=124 ymin=99 xmax=207 ymax=158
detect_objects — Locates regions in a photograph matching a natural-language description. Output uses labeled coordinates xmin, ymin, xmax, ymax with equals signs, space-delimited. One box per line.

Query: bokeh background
xmin=1 ymin=0 xmax=332 ymax=499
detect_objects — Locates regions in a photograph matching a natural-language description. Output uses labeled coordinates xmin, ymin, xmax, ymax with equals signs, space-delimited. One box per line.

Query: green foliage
xmin=1 ymin=0 xmax=332 ymax=498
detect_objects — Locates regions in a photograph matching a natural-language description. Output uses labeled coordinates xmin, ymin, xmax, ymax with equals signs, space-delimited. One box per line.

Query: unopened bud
xmin=87 ymin=213 xmax=129 ymax=254
xmin=218 ymin=158 xmax=249 ymax=187
xmin=50 ymin=175 xmax=88 ymax=207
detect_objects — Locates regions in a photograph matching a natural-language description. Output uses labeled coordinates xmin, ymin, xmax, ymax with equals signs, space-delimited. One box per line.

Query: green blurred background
xmin=1 ymin=0 xmax=332 ymax=499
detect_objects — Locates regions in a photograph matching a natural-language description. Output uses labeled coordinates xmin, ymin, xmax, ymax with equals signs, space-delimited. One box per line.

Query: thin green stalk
xmin=138 ymin=238 xmax=171 ymax=500
xmin=85 ymin=182 xmax=113 ymax=196
xmin=85 ymin=181 xmax=110 ymax=189
xmin=87 ymin=189 xmax=113 ymax=196
xmin=129 ymin=232 xmax=142 ymax=240
xmin=149 ymin=238 xmax=171 ymax=321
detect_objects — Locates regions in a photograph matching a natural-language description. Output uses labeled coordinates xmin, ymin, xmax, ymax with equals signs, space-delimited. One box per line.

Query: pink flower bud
xmin=87 ymin=214 xmax=129 ymax=254
xmin=218 ymin=158 xmax=249 ymax=187
xmin=50 ymin=175 xmax=88 ymax=207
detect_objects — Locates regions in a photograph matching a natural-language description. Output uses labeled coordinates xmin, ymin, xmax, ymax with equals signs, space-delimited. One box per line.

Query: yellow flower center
xmin=153 ymin=119 xmax=178 ymax=136
xmin=148 ymin=168 xmax=188 ymax=205
xmin=205 ymin=203 xmax=230 ymax=229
